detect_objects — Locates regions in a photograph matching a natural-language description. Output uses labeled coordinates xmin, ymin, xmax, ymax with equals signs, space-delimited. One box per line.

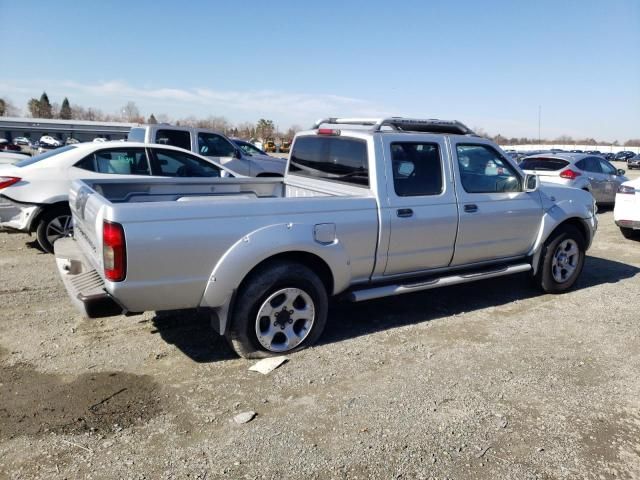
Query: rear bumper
xmin=54 ymin=237 xmax=124 ymax=318
xmin=0 ymin=197 xmax=39 ymax=232
xmin=615 ymin=219 xmax=640 ymax=230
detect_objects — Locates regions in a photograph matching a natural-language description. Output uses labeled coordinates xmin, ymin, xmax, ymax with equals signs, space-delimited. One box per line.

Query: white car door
xmin=450 ymin=140 xmax=543 ymax=266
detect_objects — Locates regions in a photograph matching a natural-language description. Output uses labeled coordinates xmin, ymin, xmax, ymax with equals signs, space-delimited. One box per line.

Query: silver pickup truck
xmin=55 ymin=117 xmax=597 ymax=358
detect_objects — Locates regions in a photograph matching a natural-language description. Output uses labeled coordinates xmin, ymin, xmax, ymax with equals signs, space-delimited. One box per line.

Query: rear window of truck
xmin=127 ymin=127 xmax=146 ymax=142
xmin=519 ymin=157 xmax=569 ymax=171
xmin=155 ymin=129 xmax=191 ymax=151
xmin=289 ymin=136 xmax=368 ymax=187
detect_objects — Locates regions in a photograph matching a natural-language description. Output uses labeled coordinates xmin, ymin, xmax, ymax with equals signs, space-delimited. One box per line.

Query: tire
xmin=534 ymin=225 xmax=586 ymax=294
xmin=225 ymin=260 xmax=328 ymax=359
xmin=35 ymin=206 xmax=73 ymax=253
xmin=620 ymin=227 xmax=637 ymax=239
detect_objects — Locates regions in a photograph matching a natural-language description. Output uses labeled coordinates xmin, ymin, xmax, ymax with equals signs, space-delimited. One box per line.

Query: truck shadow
xmin=319 ymin=255 xmax=639 ymax=347
xmin=150 ymin=255 xmax=638 ymax=362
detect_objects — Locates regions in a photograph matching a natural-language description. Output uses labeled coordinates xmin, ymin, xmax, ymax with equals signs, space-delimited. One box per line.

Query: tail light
xmin=617 ymin=185 xmax=636 ymax=195
xmin=0 ymin=176 xmax=21 ymax=189
xmin=559 ymin=169 xmax=581 ymax=180
xmin=317 ymin=128 xmax=341 ymax=136
xmin=103 ymin=221 xmax=126 ymax=282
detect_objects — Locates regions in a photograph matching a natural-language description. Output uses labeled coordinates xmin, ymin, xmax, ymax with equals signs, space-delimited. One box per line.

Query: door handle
xmin=397 ymin=208 xmax=414 ymax=218
xmin=464 ymin=204 xmax=478 ymax=213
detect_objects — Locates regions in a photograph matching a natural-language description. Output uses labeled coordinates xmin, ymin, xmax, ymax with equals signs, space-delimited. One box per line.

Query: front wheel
xmin=534 ymin=225 xmax=585 ymax=293
xmin=36 ymin=206 xmax=73 ymax=253
xmin=225 ymin=260 xmax=328 ymax=359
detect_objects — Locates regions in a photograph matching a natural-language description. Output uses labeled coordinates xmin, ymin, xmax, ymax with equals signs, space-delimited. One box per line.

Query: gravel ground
xmin=0 ymin=168 xmax=639 ymax=480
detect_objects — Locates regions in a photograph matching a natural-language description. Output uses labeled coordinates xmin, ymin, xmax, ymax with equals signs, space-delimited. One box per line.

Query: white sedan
xmin=614 ymin=177 xmax=640 ymax=239
xmin=0 ymin=142 xmax=238 ymax=252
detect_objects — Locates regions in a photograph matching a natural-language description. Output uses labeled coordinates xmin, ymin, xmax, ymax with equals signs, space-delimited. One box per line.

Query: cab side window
xmin=198 ymin=133 xmax=236 ymax=157
xmin=391 ymin=142 xmax=443 ymax=196
xmin=150 ymin=148 xmax=221 ymax=177
xmin=75 ymin=148 xmax=151 ymax=175
xmin=456 ymin=144 xmax=521 ymax=193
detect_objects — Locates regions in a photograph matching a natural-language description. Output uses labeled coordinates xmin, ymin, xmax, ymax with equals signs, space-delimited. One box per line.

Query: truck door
xmin=450 ymin=140 xmax=542 ymax=266
xmin=382 ymin=134 xmax=459 ymax=276
xmin=197 ymin=131 xmax=250 ymax=176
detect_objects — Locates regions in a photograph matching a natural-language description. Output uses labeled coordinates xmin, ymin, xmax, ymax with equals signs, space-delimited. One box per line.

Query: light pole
xmin=538 ymin=105 xmax=541 ymax=145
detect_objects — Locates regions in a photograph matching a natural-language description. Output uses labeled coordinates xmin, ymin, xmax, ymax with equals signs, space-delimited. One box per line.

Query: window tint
xmin=151 ymin=149 xmax=220 ymax=177
xmin=127 ymin=127 xmax=146 ymax=142
xmin=599 ymin=159 xmax=616 ymax=175
xmin=519 ymin=157 xmax=569 ymax=171
xmin=76 ymin=148 xmax=150 ymax=175
xmin=289 ymin=136 xmax=368 ymax=187
xmin=155 ymin=129 xmax=191 ymax=150
xmin=14 ymin=145 xmax=77 ymax=167
xmin=456 ymin=144 xmax=521 ymax=193
xmin=391 ymin=142 xmax=443 ymax=196
xmin=198 ymin=133 xmax=236 ymax=157
xmin=577 ymin=157 xmax=602 ymax=173
xmin=234 ymin=140 xmax=264 ymax=156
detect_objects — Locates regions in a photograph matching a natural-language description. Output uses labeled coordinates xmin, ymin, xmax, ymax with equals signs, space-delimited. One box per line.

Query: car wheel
xmin=620 ymin=227 xmax=637 ymax=239
xmin=36 ymin=206 xmax=73 ymax=253
xmin=534 ymin=225 xmax=585 ymax=294
xmin=225 ymin=260 xmax=328 ymax=359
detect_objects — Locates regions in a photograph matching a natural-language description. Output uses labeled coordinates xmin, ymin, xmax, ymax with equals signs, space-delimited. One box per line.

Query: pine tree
xmin=148 ymin=113 xmax=158 ymax=124
xmin=38 ymin=92 xmax=53 ymax=118
xmin=59 ymin=97 xmax=72 ymax=120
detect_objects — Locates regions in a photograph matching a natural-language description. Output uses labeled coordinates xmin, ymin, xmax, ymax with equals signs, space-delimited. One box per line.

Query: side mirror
xmin=524 ymin=173 xmax=538 ymax=192
xmin=234 ymin=149 xmax=243 ymax=159
xmin=617 ymin=169 xmax=626 ymax=176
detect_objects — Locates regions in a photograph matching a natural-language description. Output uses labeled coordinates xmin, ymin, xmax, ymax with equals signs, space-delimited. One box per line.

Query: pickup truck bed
xmin=65 ymin=176 xmax=379 ymax=315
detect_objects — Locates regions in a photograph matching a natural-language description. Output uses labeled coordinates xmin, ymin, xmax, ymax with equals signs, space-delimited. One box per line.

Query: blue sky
xmin=1 ymin=0 xmax=639 ymax=140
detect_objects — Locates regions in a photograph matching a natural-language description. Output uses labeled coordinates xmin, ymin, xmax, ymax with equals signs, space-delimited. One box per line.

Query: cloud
xmin=52 ymin=80 xmax=388 ymax=124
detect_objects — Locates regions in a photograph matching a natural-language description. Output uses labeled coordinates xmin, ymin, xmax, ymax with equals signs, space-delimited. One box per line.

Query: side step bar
xmin=349 ymin=263 xmax=532 ymax=302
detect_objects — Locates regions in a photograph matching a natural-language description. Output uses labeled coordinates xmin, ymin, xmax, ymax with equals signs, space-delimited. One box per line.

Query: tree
xmin=39 ymin=92 xmax=53 ymax=118
xmin=148 ymin=113 xmax=158 ymax=124
xmin=256 ymin=118 xmax=275 ymax=140
xmin=285 ymin=125 xmax=302 ymax=140
xmin=0 ymin=99 xmax=5 ymax=116
xmin=59 ymin=97 xmax=72 ymax=120
xmin=121 ymin=101 xmax=140 ymax=122
xmin=28 ymin=98 xmax=41 ymax=117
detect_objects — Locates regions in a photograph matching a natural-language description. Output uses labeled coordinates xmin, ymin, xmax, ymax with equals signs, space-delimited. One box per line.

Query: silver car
xmin=520 ymin=153 xmax=628 ymax=205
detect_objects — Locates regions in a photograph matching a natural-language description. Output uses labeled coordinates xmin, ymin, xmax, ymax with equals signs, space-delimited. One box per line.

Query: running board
xmin=349 ymin=263 xmax=532 ymax=302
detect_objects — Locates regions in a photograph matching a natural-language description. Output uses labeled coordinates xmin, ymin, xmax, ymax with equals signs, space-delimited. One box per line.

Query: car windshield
xmin=234 ymin=140 xmax=263 ymax=156
xmin=13 ymin=145 xmax=77 ymax=167
xmin=519 ymin=157 xmax=570 ymax=171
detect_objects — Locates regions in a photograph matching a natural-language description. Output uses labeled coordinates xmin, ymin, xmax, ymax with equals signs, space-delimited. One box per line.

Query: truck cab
xmin=128 ymin=125 xmax=286 ymax=177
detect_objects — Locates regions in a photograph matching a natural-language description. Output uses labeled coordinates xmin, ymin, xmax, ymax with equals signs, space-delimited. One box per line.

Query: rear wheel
xmin=225 ymin=260 xmax=328 ymax=359
xmin=534 ymin=225 xmax=585 ymax=293
xmin=36 ymin=206 xmax=73 ymax=253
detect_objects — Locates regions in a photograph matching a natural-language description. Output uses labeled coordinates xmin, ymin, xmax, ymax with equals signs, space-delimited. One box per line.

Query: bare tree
xmin=0 ymin=98 xmax=19 ymax=116
xmin=121 ymin=101 xmax=140 ymax=122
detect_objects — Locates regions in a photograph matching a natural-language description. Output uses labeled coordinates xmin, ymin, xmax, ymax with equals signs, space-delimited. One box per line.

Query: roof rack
xmin=312 ymin=117 xmax=476 ymax=135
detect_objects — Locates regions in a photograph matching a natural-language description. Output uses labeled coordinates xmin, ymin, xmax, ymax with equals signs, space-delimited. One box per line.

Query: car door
xmin=577 ymin=157 xmax=606 ymax=202
xmin=382 ymin=134 xmax=459 ymax=276
xmin=197 ymin=131 xmax=249 ymax=176
xmin=598 ymin=158 xmax=622 ymax=203
xmin=148 ymin=148 xmax=223 ymax=178
xmin=450 ymin=140 xmax=542 ymax=266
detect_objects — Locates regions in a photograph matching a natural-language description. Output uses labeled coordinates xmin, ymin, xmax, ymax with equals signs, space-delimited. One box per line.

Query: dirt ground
xmin=0 ymin=169 xmax=639 ymax=480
